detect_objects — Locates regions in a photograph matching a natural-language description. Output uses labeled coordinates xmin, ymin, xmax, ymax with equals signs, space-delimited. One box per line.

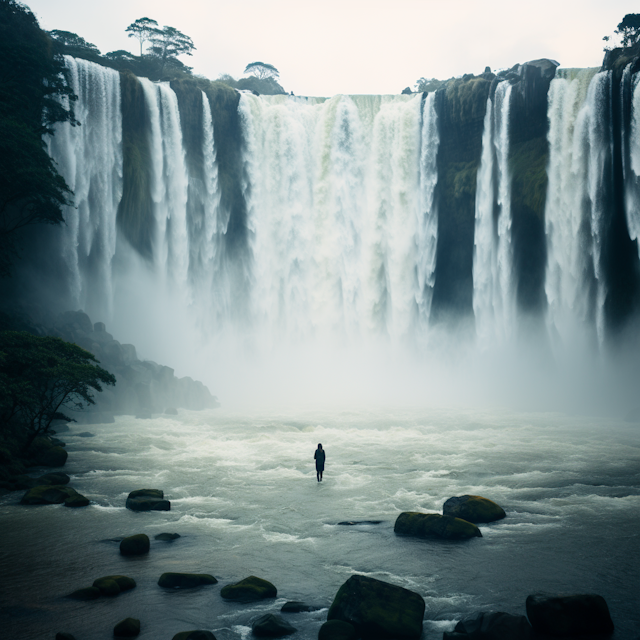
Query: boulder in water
xmin=126 ymin=488 xmax=170 ymax=511
xmin=114 ymin=617 xmax=140 ymax=637
xmin=172 ymin=632 xmax=217 ymax=640
xmin=92 ymin=575 xmax=136 ymax=595
xmin=220 ymin=575 xmax=277 ymax=602
xmin=394 ymin=512 xmax=482 ymax=539
xmin=155 ymin=532 xmax=180 ymax=541
xmin=120 ymin=534 xmax=150 ymax=556
xmin=251 ymin=614 xmax=297 ymax=637
xmin=525 ymin=593 xmax=614 ymax=636
xmin=158 ymin=573 xmax=218 ymax=588
xmin=318 ymin=620 xmax=357 ymax=640
xmin=327 ymin=575 xmax=425 ymax=639
xmin=443 ymin=611 xmax=533 ymax=639
xmin=443 ymin=495 xmax=506 ymax=523
xmin=280 ymin=601 xmax=323 ymax=613
xmin=21 ymin=485 xmax=88 ymax=507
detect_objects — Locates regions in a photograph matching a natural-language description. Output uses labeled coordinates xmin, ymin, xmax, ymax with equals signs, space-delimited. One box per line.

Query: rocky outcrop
xmin=220 ymin=576 xmax=277 ymax=602
xmin=443 ymin=495 xmax=506 ymax=523
xmin=327 ymin=575 xmax=425 ymax=639
xmin=525 ymin=593 xmax=614 ymax=637
xmin=251 ymin=614 xmax=297 ymax=637
xmin=114 ymin=617 xmax=140 ymax=638
xmin=126 ymin=488 xmax=170 ymax=511
xmin=119 ymin=534 xmax=150 ymax=556
xmin=318 ymin=620 xmax=357 ymax=640
xmin=20 ymin=484 xmax=88 ymax=507
xmin=158 ymin=573 xmax=218 ymax=588
xmin=394 ymin=512 xmax=482 ymax=540
xmin=443 ymin=611 xmax=533 ymax=639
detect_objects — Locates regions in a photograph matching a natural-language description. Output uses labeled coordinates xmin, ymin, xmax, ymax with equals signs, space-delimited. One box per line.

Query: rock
xmin=56 ymin=633 xmax=76 ymax=640
xmin=172 ymin=632 xmax=217 ymax=640
xmin=67 ymin=586 xmax=101 ymax=600
xmin=155 ymin=532 xmax=180 ymax=541
xmin=94 ymin=321 xmax=106 ymax=333
xmin=220 ymin=576 xmax=277 ymax=602
xmin=327 ymin=575 xmax=425 ymax=639
xmin=38 ymin=472 xmax=70 ymax=485
xmin=51 ymin=420 xmax=71 ymax=433
xmin=525 ymin=593 xmax=614 ymax=636
xmin=443 ymin=495 xmax=506 ymax=523
xmin=443 ymin=611 xmax=532 ymax=639
xmin=114 ymin=617 xmax=140 ymax=637
xmin=337 ymin=520 xmax=383 ymax=526
xmin=93 ymin=575 xmax=136 ymax=595
xmin=394 ymin=512 xmax=482 ymax=540
xmin=280 ymin=601 xmax=323 ymax=613
xmin=120 ymin=534 xmax=150 ymax=556
xmin=318 ymin=620 xmax=357 ymax=640
xmin=401 ymin=87 xmax=412 ymax=95
xmin=36 ymin=444 xmax=68 ymax=467
xmin=21 ymin=485 xmax=87 ymax=507
xmin=158 ymin=573 xmax=218 ymax=588
xmin=165 ymin=407 xmax=178 ymax=415
xmin=126 ymin=488 xmax=170 ymax=511
xmin=251 ymin=614 xmax=297 ymax=637
xmin=63 ymin=492 xmax=90 ymax=507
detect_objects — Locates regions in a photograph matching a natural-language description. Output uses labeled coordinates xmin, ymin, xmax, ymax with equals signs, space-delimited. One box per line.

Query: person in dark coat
xmin=314 ymin=443 xmax=326 ymax=482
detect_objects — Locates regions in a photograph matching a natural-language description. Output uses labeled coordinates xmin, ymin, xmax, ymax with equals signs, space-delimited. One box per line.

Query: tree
xmin=0 ymin=331 xmax=116 ymax=450
xmin=48 ymin=29 xmax=100 ymax=54
xmin=0 ymin=0 xmax=77 ymax=276
xmin=125 ymin=17 xmax=158 ymax=56
xmin=244 ymin=61 xmax=279 ymax=80
xmin=149 ymin=25 xmax=195 ymax=73
xmin=105 ymin=49 xmax=136 ymax=62
xmin=604 ymin=14 xmax=640 ymax=49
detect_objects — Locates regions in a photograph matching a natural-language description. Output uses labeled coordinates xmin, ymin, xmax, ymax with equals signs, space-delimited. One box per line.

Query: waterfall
xmin=46 ymin=56 xmax=122 ymax=318
xmin=627 ymin=71 xmax=640 ymax=258
xmin=239 ymin=93 xmax=439 ymax=347
xmin=544 ymin=69 xmax=610 ymax=347
xmin=472 ymin=81 xmax=514 ymax=347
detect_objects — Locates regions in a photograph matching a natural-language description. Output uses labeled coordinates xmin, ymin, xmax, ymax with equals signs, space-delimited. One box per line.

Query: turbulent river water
xmin=1 ymin=406 xmax=638 ymax=640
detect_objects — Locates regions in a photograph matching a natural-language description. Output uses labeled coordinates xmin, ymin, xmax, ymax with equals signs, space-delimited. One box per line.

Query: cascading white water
xmin=239 ymin=93 xmax=440 ymax=348
xmin=627 ymin=71 xmax=640 ymax=258
xmin=46 ymin=56 xmax=122 ymax=318
xmin=544 ymin=69 xmax=609 ymax=348
xmin=472 ymin=81 xmax=514 ymax=347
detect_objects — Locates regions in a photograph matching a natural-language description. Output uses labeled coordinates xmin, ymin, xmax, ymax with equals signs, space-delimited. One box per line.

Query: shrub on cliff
xmin=0 ymin=331 xmax=115 ymax=451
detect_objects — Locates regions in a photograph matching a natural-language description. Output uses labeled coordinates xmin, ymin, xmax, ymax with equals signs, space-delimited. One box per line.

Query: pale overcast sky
xmin=25 ymin=0 xmax=639 ymax=96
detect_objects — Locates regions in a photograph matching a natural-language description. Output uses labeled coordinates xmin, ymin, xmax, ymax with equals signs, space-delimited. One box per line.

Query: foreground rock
xmin=281 ymin=601 xmax=323 ymax=613
xmin=327 ymin=575 xmax=425 ymax=639
xmin=114 ymin=617 xmax=140 ymax=637
xmin=172 ymin=632 xmax=217 ymax=640
xmin=443 ymin=611 xmax=532 ymax=639
xmin=220 ymin=576 xmax=277 ymax=602
xmin=126 ymin=488 xmax=170 ymax=511
xmin=394 ymin=512 xmax=482 ymax=540
xmin=93 ymin=575 xmax=136 ymax=596
xmin=443 ymin=495 xmax=506 ymax=523
xmin=20 ymin=485 xmax=89 ymax=507
xmin=120 ymin=534 xmax=150 ymax=556
xmin=158 ymin=573 xmax=218 ymax=588
xmin=318 ymin=620 xmax=357 ymax=640
xmin=526 ymin=593 xmax=614 ymax=636
xmin=252 ymin=614 xmax=297 ymax=637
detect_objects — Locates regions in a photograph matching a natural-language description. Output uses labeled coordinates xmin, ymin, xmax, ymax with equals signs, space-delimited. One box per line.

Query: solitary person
xmin=314 ymin=443 xmax=326 ymax=482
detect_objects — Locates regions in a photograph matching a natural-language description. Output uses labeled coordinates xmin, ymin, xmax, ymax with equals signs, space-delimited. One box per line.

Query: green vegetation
xmin=217 ymin=73 xmax=286 ymax=96
xmin=0 ymin=0 xmax=77 ymax=276
xmin=414 ymin=77 xmax=446 ymax=93
xmin=125 ymin=17 xmax=158 ymax=56
xmin=0 ymin=331 xmax=115 ymax=451
xmin=604 ymin=13 xmax=640 ymax=49
xmin=244 ymin=61 xmax=279 ymax=80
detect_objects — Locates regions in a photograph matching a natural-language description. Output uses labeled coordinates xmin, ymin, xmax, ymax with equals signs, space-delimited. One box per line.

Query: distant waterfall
xmin=627 ymin=70 xmax=640 ymax=258
xmin=544 ymin=69 xmax=610 ymax=347
xmin=239 ymin=93 xmax=439 ymax=346
xmin=47 ymin=56 xmax=122 ymax=317
xmin=472 ymin=81 xmax=514 ymax=347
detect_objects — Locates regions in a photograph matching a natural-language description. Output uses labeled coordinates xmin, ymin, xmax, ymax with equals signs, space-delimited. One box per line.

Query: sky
xmin=24 ymin=0 xmax=640 ymax=96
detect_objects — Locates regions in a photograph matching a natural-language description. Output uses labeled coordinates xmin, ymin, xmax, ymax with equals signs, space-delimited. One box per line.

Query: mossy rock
xmin=251 ymin=613 xmax=297 ymax=637
xmin=220 ymin=576 xmax=277 ymax=602
xmin=120 ymin=534 xmax=150 ymax=556
xmin=114 ymin=617 xmax=140 ymax=637
xmin=444 ymin=611 xmax=533 ymax=640
xmin=126 ymin=488 xmax=170 ymax=511
xmin=20 ymin=485 xmax=85 ymax=506
xmin=67 ymin=586 xmax=101 ymax=600
xmin=158 ymin=573 xmax=218 ymax=588
xmin=318 ymin=620 xmax=357 ymax=640
xmin=128 ymin=488 xmax=164 ymax=499
xmin=93 ymin=575 xmax=136 ymax=595
xmin=394 ymin=512 xmax=482 ymax=540
xmin=327 ymin=575 xmax=425 ymax=639
xmin=172 ymin=632 xmax=217 ymax=640
xmin=443 ymin=495 xmax=506 ymax=523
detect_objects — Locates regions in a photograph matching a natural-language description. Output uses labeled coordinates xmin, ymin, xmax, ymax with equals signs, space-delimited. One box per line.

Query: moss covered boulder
xmin=443 ymin=611 xmax=533 ymax=639
xmin=525 ymin=593 xmax=614 ymax=637
xmin=172 ymin=632 xmax=217 ymax=640
xmin=126 ymin=488 xmax=170 ymax=511
xmin=394 ymin=512 xmax=481 ymax=540
xmin=251 ymin=614 xmax=297 ymax=637
xmin=93 ymin=575 xmax=136 ymax=595
xmin=327 ymin=575 xmax=425 ymax=639
xmin=120 ymin=533 xmax=150 ymax=556
xmin=220 ymin=576 xmax=277 ymax=602
xmin=21 ymin=485 xmax=89 ymax=507
xmin=318 ymin=620 xmax=357 ymax=640
xmin=114 ymin=617 xmax=140 ymax=637
xmin=64 ymin=491 xmax=90 ymax=507
xmin=158 ymin=573 xmax=218 ymax=588
xmin=443 ymin=495 xmax=506 ymax=523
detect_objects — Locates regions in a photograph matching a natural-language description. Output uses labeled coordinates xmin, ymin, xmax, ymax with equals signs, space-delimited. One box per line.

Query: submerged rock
xmin=526 ymin=593 xmax=614 ymax=636
xmin=443 ymin=611 xmax=532 ymax=639
xmin=443 ymin=495 xmax=506 ymax=523
xmin=220 ymin=576 xmax=277 ymax=602
xmin=337 ymin=520 xmax=383 ymax=526
xmin=327 ymin=575 xmax=425 ymax=639
xmin=251 ymin=613 xmax=297 ymax=637
xmin=67 ymin=586 xmax=101 ymax=601
xmin=318 ymin=620 xmax=357 ymax=640
xmin=158 ymin=573 xmax=218 ymax=588
xmin=93 ymin=575 xmax=136 ymax=595
xmin=172 ymin=632 xmax=217 ymax=640
xmin=155 ymin=532 xmax=181 ymax=541
xmin=114 ymin=617 xmax=140 ymax=637
xmin=280 ymin=601 xmax=323 ymax=613
xmin=120 ymin=534 xmax=150 ymax=556
xmin=394 ymin=512 xmax=482 ymax=540
xmin=126 ymin=488 xmax=170 ymax=511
